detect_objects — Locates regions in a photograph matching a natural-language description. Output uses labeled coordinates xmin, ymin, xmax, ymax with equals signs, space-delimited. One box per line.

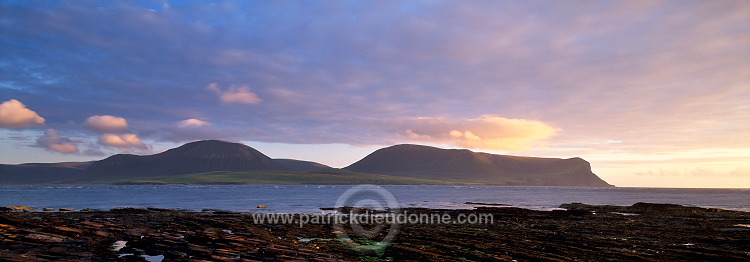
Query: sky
xmin=1 ymin=0 xmax=748 ymax=188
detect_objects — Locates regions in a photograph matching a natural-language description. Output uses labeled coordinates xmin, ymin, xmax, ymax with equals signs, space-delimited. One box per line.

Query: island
xmin=1 ymin=140 xmax=611 ymax=186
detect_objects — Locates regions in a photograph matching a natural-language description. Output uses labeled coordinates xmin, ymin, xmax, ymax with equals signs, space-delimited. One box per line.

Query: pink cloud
xmin=207 ymin=83 xmax=262 ymax=105
xmin=98 ymin=133 xmax=151 ymax=153
xmin=80 ymin=115 xmax=152 ymax=154
xmin=83 ymin=115 xmax=128 ymax=133
xmin=36 ymin=129 xmax=78 ymax=154
xmin=0 ymin=99 xmax=45 ymax=129
xmin=150 ymin=118 xmax=260 ymax=143
xmin=177 ymin=118 xmax=211 ymax=127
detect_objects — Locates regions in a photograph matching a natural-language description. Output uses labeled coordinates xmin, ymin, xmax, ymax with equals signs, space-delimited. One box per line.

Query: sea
xmin=1 ymin=185 xmax=749 ymax=213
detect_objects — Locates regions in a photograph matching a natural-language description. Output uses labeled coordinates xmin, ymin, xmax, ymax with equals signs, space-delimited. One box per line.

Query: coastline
xmin=3 ymin=185 xmax=750 ymax=213
xmin=2 ymin=203 xmax=749 ymax=261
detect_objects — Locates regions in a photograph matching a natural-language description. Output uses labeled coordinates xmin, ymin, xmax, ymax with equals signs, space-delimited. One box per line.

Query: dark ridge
xmin=344 ymin=144 xmax=612 ymax=187
xmin=0 ymin=162 xmax=92 ymax=184
xmin=74 ymin=140 xmax=290 ymax=181
xmin=1 ymin=141 xmax=611 ymax=186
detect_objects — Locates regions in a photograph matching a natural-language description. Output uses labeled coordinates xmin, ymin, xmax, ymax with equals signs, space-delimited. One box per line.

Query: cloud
xmin=148 ymin=118 xmax=261 ymax=143
xmin=83 ymin=115 xmax=128 ymax=133
xmin=81 ymin=143 xmax=107 ymax=156
xmin=36 ymin=129 xmax=78 ymax=154
xmin=177 ymin=118 xmax=211 ymax=127
xmin=98 ymin=133 xmax=151 ymax=153
xmin=398 ymin=115 xmax=559 ymax=151
xmin=1 ymin=0 xmax=748 ymax=172
xmin=207 ymin=83 xmax=262 ymax=105
xmin=0 ymin=99 xmax=46 ymax=129
xmin=169 ymin=118 xmax=218 ymax=141
xmin=80 ymin=115 xmax=152 ymax=154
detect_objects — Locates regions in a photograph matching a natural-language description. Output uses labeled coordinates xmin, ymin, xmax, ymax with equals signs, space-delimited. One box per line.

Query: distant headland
xmin=0 ymin=140 xmax=612 ymax=186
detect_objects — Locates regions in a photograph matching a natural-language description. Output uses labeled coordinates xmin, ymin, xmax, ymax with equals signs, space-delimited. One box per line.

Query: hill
xmin=274 ymin=159 xmax=331 ymax=172
xmin=72 ymin=140 xmax=290 ymax=182
xmin=1 ymin=141 xmax=612 ymax=186
xmin=0 ymin=141 xmax=336 ymax=184
xmin=98 ymin=169 xmax=464 ymax=185
xmin=0 ymin=162 xmax=92 ymax=184
xmin=344 ymin=144 xmax=612 ymax=187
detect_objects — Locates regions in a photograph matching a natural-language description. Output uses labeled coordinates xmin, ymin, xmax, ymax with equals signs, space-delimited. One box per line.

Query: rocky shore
xmin=1 ymin=203 xmax=749 ymax=261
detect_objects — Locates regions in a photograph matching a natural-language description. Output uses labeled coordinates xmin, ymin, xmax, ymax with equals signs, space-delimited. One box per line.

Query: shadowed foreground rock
xmin=1 ymin=203 xmax=748 ymax=261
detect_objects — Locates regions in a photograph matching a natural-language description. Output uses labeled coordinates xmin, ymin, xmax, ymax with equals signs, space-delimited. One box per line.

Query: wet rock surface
xmin=0 ymin=203 xmax=748 ymax=261
xmin=0 ymin=209 xmax=345 ymax=261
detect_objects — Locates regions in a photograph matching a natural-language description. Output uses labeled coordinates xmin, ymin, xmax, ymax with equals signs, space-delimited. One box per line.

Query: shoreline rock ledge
xmin=1 ymin=203 xmax=748 ymax=261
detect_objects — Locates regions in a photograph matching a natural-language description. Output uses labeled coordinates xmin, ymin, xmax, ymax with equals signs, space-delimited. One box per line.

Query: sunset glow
xmin=1 ymin=1 xmax=748 ymax=187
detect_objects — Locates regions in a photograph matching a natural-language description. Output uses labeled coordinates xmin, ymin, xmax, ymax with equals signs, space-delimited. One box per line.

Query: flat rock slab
xmin=0 ymin=204 xmax=748 ymax=261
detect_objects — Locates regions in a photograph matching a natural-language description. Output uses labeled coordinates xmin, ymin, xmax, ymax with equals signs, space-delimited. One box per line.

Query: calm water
xmin=1 ymin=185 xmax=748 ymax=212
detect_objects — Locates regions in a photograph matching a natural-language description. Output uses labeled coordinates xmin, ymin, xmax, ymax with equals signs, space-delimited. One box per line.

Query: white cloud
xmin=0 ymin=99 xmax=45 ymax=129
xmin=36 ymin=129 xmax=78 ymax=154
xmin=207 ymin=83 xmax=262 ymax=105
xmin=83 ymin=115 xmax=128 ymax=133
